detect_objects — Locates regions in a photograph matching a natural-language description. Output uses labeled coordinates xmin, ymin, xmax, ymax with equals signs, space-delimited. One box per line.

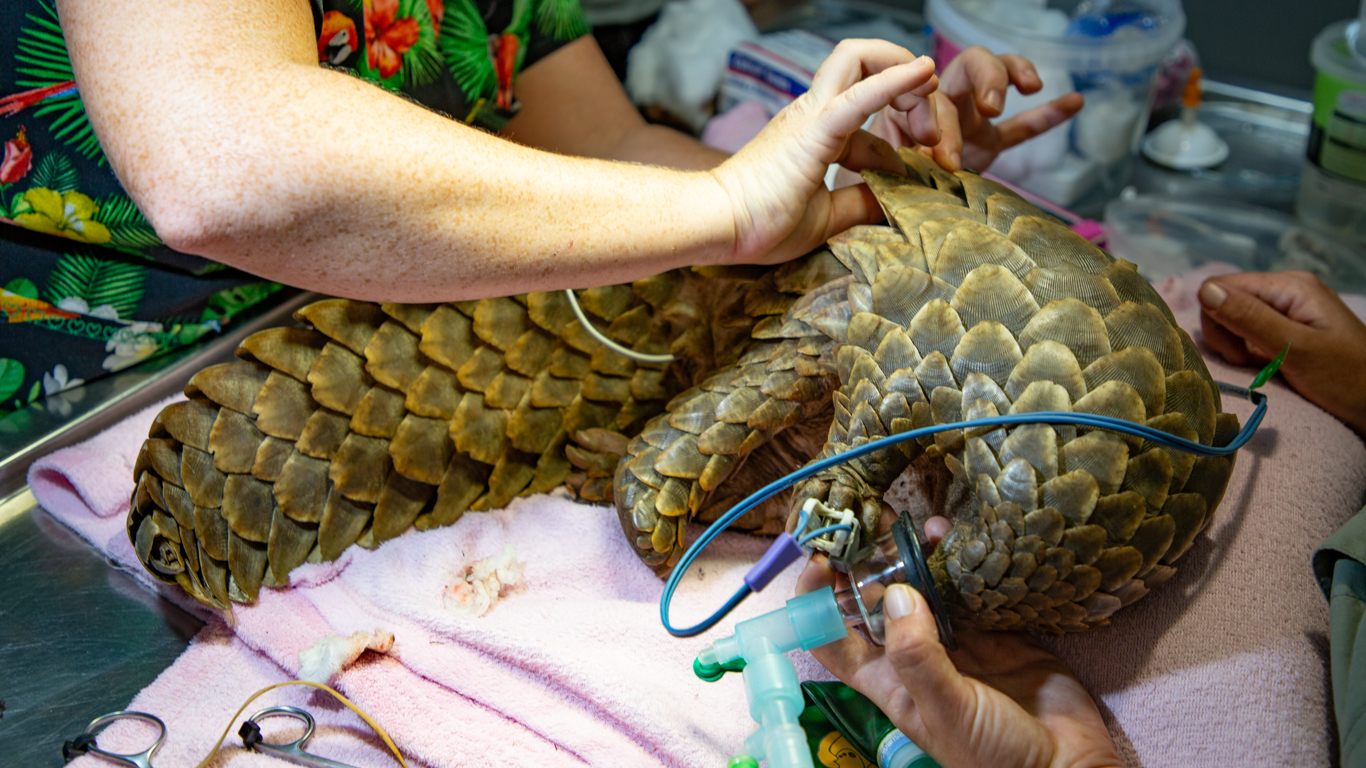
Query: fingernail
xmin=885 ymin=584 xmax=917 ymax=620
xmin=950 ymin=151 xmax=961 ymax=170
xmin=984 ymin=91 xmax=1003 ymax=111
xmin=1199 ymin=281 xmax=1228 ymax=310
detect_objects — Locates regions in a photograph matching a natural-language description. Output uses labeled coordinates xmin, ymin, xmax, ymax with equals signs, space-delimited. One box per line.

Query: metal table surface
xmin=0 ymin=291 xmax=316 ymax=766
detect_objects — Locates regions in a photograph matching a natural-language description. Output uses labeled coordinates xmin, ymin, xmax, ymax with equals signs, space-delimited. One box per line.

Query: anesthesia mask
xmin=830 ymin=509 xmax=955 ymax=650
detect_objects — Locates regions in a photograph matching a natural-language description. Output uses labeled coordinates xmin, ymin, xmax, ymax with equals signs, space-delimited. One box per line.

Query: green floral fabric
xmin=0 ymin=0 xmax=587 ymax=418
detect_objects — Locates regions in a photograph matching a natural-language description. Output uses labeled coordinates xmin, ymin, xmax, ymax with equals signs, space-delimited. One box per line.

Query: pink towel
xmin=30 ymin=402 xmax=830 ymax=768
xmin=28 ymin=266 xmax=1366 ymax=768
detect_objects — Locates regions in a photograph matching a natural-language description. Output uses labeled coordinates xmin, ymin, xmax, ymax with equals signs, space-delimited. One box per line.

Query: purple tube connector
xmin=744 ymin=533 xmax=804 ymax=592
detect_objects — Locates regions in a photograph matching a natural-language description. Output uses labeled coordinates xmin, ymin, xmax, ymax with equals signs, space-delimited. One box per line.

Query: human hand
xmin=867 ymin=46 xmax=1084 ymax=173
xmin=1199 ymin=270 xmax=1366 ymax=437
xmin=797 ymin=554 xmax=1122 ymax=768
xmin=711 ymin=39 xmax=941 ymax=266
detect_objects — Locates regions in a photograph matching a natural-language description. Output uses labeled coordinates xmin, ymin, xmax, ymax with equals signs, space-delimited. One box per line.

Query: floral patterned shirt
xmin=0 ymin=0 xmax=587 ymax=420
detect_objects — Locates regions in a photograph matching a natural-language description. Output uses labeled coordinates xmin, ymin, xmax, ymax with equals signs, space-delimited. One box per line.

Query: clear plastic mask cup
xmin=832 ymin=511 xmax=956 ymax=651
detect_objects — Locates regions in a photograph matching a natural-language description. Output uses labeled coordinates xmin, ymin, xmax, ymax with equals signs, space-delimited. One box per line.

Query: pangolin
xmin=127 ymin=149 xmax=1237 ymax=633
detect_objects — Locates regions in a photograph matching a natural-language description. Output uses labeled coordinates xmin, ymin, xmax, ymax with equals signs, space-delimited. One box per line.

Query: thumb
xmin=1199 ymin=279 xmax=1302 ymax=360
xmin=883 ymin=585 xmax=972 ymax=725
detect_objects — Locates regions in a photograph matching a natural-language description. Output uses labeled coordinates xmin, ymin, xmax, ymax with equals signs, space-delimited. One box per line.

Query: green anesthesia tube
xmin=801 ymin=682 xmax=939 ymax=768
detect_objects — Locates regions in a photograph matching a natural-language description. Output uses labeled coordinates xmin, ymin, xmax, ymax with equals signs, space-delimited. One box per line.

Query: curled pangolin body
xmin=129 ymin=148 xmax=1235 ymax=632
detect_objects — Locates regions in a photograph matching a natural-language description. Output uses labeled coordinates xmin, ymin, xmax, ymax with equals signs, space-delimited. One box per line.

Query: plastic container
xmin=1296 ymin=17 xmax=1366 ymax=249
xmin=925 ymin=0 xmax=1185 ymax=214
xmin=1105 ymin=193 xmax=1366 ymax=293
xmin=1134 ymin=90 xmax=1310 ymax=212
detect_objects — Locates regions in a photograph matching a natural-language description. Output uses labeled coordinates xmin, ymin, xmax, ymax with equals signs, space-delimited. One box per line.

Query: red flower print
xmin=493 ymin=33 xmax=520 ymax=110
xmin=1 ymin=127 xmax=31 ymax=185
xmin=426 ymin=0 xmax=444 ymax=39
xmin=364 ymin=0 xmax=421 ymax=80
xmin=319 ymin=11 xmax=359 ymax=65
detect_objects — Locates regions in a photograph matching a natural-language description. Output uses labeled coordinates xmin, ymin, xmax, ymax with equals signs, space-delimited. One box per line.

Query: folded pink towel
xmin=28 ymin=267 xmax=1366 ymax=768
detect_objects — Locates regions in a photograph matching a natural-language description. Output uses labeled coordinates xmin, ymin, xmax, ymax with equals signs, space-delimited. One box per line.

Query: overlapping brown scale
xmin=364 ymin=321 xmax=427 ymax=392
xmin=898 ymin=147 xmax=964 ymax=196
xmin=957 ymin=172 xmax=1024 ymax=215
xmin=908 ymin=299 xmax=965 ymax=360
xmin=1163 ymin=370 xmax=1217 ymax=446
xmin=295 ymin=299 xmax=388 ymax=356
xmin=949 ymin=321 xmax=1022 ymax=387
xmin=238 ymin=327 xmax=326 ymax=383
xmin=186 ymin=362 xmax=271 ymax=416
xmin=928 ymin=222 xmax=1037 ymax=287
xmin=308 ymin=342 xmax=372 ymax=416
xmin=253 ymin=372 xmax=317 ymax=440
xmin=1006 ymin=216 xmax=1112 ymax=274
xmin=870 ymin=267 xmax=956 ymax=328
xmin=404 ymin=365 xmax=461 ymax=420
xmin=1102 ymin=261 xmax=1178 ymax=324
xmin=985 ymin=192 xmax=1044 ymax=236
xmin=872 ymin=328 xmax=920 ymax=377
xmin=1023 ymin=268 xmax=1122 ymax=317
xmin=267 ymin=506 xmax=317 ymax=583
xmin=251 ymin=437 xmax=292 ymax=482
xmin=1019 ymin=298 xmax=1111 ymax=368
xmin=950 ymin=265 xmax=1040 ymax=336
xmin=296 ymin=408 xmax=349 ymax=460
xmin=1005 ymin=341 xmax=1086 ymax=403
xmin=1082 ymin=346 xmax=1166 ymax=418
xmin=895 ymin=207 xmax=984 ymax=248
xmin=829 ymin=227 xmax=901 ymax=283
xmin=1105 ymin=302 xmax=1183 ymax=374
xmin=380 ymin=303 xmax=436 ymax=333
xmin=485 ymin=371 xmax=532 ymax=408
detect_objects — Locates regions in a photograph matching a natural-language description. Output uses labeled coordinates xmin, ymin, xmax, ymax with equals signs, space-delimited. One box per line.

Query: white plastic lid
xmin=1141 ymin=117 xmax=1229 ymax=169
xmin=1312 ymin=19 xmax=1366 ymax=85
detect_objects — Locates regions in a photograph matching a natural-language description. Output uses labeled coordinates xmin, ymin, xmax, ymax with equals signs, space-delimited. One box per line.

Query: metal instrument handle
xmin=81 ymin=711 xmax=167 ymax=768
xmin=243 ymin=706 xmax=360 ymax=768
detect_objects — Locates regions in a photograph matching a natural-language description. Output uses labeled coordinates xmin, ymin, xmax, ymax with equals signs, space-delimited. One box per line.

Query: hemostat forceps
xmin=65 ymin=706 xmax=360 ymax=768
xmin=237 ymin=705 xmax=360 ymax=768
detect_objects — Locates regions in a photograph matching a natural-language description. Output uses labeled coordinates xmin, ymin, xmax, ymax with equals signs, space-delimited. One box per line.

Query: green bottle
xmin=800 ymin=682 xmax=940 ymax=768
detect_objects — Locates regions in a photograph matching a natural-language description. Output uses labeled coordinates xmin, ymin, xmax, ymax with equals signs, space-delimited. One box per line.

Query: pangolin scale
xmin=127 ymin=148 xmax=1237 ymax=633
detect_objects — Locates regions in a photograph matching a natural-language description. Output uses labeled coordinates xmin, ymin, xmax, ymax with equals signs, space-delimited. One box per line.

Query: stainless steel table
xmin=0 ymin=291 xmax=315 ymax=766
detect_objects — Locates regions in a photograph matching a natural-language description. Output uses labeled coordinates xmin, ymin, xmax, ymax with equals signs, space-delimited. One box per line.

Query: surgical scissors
xmin=67 ymin=706 xmax=360 ymax=768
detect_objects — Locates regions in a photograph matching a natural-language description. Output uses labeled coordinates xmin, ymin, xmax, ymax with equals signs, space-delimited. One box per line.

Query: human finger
xmin=994 ymin=92 xmax=1084 ymax=149
xmin=1209 ymin=270 xmax=1347 ymax=328
xmin=837 ymin=129 xmax=908 ymax=175
xmin=796 ymin=551 xmax=837 ymax=595
xmin=823 ymin=182 xmax=885 ymax=234
xmin=883 ymin=585 xmax=974 ymax=726
xmin=924 ymin=516 xmax=951 ymax=548
xmin=885 ymin=84 xmax=942 ymax=148
xmin=1198 ymin=278 xmax=1305 ymax=361
xmin=815 ymin=59 xmax=940 ymax=144
xmin=865 ymin=108 xmax=910 ymax=149
xmin=749 ymin=183 xmax=884 ymax=265
xmin=1200 ymin=311 xmax=1257 ymax=368
xmin=939 ymin=46 xmax=1009 ymax=117
xmin=808 ymin=40 xmax=924 ymax=102
xmin=927 ymin=92 xmax=963 ymax=171
xmin=999 ymin=53 xmax=1042 ymax=94
xmin=800 ymin=555 xmax=887 ymax=676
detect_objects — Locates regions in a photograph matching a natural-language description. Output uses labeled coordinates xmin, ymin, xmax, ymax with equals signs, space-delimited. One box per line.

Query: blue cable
xmin=798 ymin=524 xmax=854 ymax=546
xmin=660 ymin=381 xmax=1267 ymax=638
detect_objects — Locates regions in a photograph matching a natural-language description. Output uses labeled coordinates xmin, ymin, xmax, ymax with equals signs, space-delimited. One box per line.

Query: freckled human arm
xmin=59 ymin=0 xmax=935 ymax=302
